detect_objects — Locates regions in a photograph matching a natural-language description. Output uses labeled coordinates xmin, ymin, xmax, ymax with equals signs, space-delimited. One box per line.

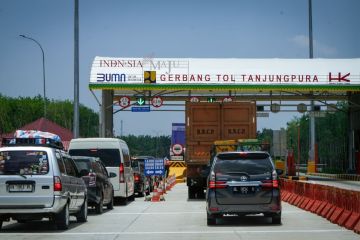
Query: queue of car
xmin=0 ymin=131 xmax=283 ymax=230
xmin=0 ymin=131 xmax=158 ymax=230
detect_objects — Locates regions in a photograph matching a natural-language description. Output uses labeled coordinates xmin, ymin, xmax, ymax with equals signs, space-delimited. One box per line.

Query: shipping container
xmin=185 ymin=101 xmax=257 ymax=199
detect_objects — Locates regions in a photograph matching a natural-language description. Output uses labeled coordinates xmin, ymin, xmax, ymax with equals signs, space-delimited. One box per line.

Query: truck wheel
xmin=55 ymin=203 xmax=70 ymax=230
xmin=197 ymin=189 xmax=205 ymax=199
xmin=188 ymin=187 xmax=196 ymax=199
xmin=76 ymin=198 xmax=88 ymax=222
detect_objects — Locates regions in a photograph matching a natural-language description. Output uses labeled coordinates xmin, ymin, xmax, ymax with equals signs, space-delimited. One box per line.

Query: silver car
xmin=0 ymin=138 xmax=88 ymax=230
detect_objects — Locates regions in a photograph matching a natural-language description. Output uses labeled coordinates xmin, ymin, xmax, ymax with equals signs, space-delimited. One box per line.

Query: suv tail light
xmin=261 ymin=170 xmax=279 ymax=189
xmin=119 ymin=163 xmax=125 ymax=183
xmin=272 ymin=169 xmax=279 ymax=188
xmin=208 ymin=171 xmax=227 ymax=189
xmin=134 ymin=173 xmax=140 ymax=182
xmin=54 ymin=176 xmax=62 ymax=191
xmin=209 ymin=180 xmax=227 ymax=189
xmin=88 ymin=172 xmax=96 ymax=187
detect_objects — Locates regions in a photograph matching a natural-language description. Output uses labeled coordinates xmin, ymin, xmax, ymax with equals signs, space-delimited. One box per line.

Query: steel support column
xmin=101 ymin=90 xmax=114 ymax=137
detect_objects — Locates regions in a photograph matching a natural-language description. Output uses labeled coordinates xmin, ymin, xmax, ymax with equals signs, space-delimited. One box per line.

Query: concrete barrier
xmin=280 ymin=178 xmax=360 ymax=234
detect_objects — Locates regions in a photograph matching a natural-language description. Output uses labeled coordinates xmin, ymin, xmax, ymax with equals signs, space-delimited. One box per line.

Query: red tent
xmin=1 ymin=118 xmax=73 ymax=150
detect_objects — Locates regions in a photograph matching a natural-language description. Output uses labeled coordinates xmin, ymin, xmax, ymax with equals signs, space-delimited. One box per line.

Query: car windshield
xmin=69 ymin=149 xmax=120 ymax=167
xmin=131 ymin=160 xmax=145 ymax=172
xmin=0 ymin=150 xmax=49 ymax=175
xmin=131 ymin=161 xmax=139 ymax=169
xmin=214 ymin=154 xmax=273 ymax=175
xmin=73 ymin=159 xmax=92 ymax=171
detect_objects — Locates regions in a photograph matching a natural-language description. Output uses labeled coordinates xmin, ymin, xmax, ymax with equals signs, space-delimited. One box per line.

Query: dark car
xmin=131 ymin=160 xmax=149 ymax=197
xmin=131 ymin=156 xmax=155 ymax=196
xmin=206 ymin=151 xmax=282 ymax=225
xmin=72 ymin=156 xmax=114 ymax=214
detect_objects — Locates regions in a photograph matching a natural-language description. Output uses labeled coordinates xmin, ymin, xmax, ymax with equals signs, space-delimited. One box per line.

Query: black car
xmin=206 ymin=151 xmax=282 ymax=225
xmin=131 ymin=156 xmax=155 ymax=196
xmin=72 ymin=156 xmax=114 ymax=214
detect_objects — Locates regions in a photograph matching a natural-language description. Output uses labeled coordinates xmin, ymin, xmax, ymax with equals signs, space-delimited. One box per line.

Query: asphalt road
xmin=1 ymin=183 xmax=359 ymax=240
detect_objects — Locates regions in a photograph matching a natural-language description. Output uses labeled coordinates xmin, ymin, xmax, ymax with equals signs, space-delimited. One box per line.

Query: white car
xmin=69 ymin=138 xmax=135 ymax=204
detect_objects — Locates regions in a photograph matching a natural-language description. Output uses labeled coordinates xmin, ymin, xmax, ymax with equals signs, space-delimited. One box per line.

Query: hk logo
xmin=328 ymin=72 xmax=350 ymax=83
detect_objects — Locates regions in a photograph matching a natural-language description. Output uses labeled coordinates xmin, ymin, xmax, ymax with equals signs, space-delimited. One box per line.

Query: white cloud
xmin=290 ymin=34 xmax=337 ymax=57
xmin=291 ymin=35 xmax=309 ymax=48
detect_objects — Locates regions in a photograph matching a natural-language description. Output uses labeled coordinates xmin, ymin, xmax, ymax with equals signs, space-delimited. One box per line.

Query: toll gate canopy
xmin=89 ymin=57 xmax=360 ymax=140
xmin=89 ymin=57 xmax=360 ymax=102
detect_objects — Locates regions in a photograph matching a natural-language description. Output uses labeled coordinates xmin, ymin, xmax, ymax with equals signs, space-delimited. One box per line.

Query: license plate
xmin=8 ymin=184 xmax=33 ymax=192
xmin=233 ymin=186 xmax=256 ymax=194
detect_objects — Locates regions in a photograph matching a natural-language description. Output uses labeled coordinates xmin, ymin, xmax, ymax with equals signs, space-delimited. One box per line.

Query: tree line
xmin=257 ymin=102 xmax=349 ymax=173
xmin=120 ymin=135 xmax=171 ymax=158
xmin=0 ymin=95 xmax=172 ymax=157
xmin=0 ymin=94 xmax=99 ymax=137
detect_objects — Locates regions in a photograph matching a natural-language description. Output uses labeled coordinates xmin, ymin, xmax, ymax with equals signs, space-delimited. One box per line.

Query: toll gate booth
xmin=89 ymin=57 xmax=360 ymax=172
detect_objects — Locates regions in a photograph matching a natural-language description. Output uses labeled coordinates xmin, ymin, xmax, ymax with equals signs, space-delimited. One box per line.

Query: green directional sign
xmin=137 ymin=97 xmax=145 ymax=106
xmin=207 ymin=97 xmax=216 ymax=103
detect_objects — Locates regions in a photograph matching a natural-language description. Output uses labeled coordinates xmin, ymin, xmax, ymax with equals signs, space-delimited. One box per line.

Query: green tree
xmin=0 ymin=94 xmax=98 ymax=137
xmin=286 ymin=102 xmax=348 ymax=173
xmin=120 ymin=135 xmax=171 ymax=158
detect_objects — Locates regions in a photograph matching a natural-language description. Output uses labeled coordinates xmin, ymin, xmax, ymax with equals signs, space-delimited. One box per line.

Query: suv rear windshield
xmin=215 ymin=153 xmax=273 ymax=175
xmin=73 ymin=159 xmax=92 ymax=171
xmin=0 ymin=150 xmax=49 ymax=175
xmin=69 ymin=149 xmax=120 ymax=167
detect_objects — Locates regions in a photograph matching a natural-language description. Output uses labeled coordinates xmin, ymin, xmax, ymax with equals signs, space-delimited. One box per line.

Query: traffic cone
xmin=151 ymin=187 xmax=160 ymax=202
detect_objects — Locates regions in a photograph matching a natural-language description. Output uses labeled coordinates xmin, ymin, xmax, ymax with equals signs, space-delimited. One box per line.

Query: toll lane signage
xmin=90 ymin=57 xmax=360 ymax=91
xmin=119 ymin=96 xmax=131 ymax=108
xmin=151 ymin=96 xmax=163 ymax=108
xmin=144 ymin=159 xmax=164 ymax=176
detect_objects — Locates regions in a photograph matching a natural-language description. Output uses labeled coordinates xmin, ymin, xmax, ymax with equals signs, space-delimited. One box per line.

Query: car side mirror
xmin=79 ymin=169 xmax=89 ymax=177
xmin=109 ymin=172 xmax=117 ymax=178
xmin=276 ymin=169 xmax=284 ymax=176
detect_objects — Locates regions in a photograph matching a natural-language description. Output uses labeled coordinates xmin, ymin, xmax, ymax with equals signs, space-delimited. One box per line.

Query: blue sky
xmin=0 ymin=0 xmax=359 ymax=136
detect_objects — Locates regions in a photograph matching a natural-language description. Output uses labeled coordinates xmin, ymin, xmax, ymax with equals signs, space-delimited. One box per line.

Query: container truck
xmin=185 ymin=102 xmax=257 ymax=199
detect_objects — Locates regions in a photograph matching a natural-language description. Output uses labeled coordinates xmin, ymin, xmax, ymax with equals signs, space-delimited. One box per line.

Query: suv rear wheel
xmin=271 ymin=213 xmax=281 ymax=224
xmin=207 ymin=213 xmax=216 ymax=226
xmin=95 ymin=194 xmax=104 ymax=214
xmin=76 ymin=198 xmax=88 ymax=222
xmin=55 ymin=203 xmax=70 ymax=230
xmin=107 ymin=192 xmax=114 ymax=210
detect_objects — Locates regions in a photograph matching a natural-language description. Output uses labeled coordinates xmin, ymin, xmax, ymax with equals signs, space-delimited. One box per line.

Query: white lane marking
xmin=0 ymin=229 xmax=347 ymax=236
xmin=106 ymin=211 xmax=204 ymax=215
xmin=105 ymin=210 xmax=304 ymax=215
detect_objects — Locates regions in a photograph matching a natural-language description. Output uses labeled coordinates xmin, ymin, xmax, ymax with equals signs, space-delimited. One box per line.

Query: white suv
xmin=0 ymin=137 xmax=88 ymax=230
